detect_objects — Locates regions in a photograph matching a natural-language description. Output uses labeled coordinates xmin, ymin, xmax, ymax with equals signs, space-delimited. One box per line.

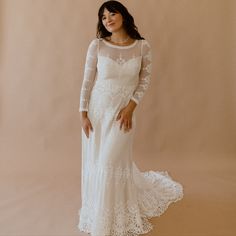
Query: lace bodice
xmin=79 ymin=37 xmax=152 ymax=112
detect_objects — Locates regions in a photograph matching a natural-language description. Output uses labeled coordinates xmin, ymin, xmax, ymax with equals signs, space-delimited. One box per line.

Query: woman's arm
xmin=130 ymin=39 xmax=152 ymax=106
xmin=79 ymin=39 xmax=98 ymax=112
xmin=79 ymin=39 xmax=98 ymax=138
xmin=116 ymin=40 xmax=152 ymax=132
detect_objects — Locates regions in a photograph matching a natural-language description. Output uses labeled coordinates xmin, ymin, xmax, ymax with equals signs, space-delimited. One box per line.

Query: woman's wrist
xmin=126 ymin=99 xmax=137 ymax=113
xmin=80 ymin=111 xmax=88 ymax=118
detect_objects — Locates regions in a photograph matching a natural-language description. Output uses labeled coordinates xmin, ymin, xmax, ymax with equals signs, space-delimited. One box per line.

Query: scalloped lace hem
xmin=77 ymin=170 xmax=184 ymax=236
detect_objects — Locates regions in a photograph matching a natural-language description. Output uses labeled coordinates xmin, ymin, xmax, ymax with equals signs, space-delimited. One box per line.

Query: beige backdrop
xmin=0 ymin=0 xmax=235 ymax=235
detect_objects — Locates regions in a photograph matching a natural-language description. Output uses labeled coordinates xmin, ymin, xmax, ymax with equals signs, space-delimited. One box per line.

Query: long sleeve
xmin=79 ymin=39 xmax=98 ymax=112
xmin=131 ymin=40 xmax=152 ymax=105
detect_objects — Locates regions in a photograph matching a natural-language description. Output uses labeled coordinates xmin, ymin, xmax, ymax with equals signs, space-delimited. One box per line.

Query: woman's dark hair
xmin=96 ymin=0 xmax=145 ymax=40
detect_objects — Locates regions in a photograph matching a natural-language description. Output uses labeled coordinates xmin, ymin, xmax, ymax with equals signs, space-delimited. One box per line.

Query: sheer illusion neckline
xmin=101 ymin=38 xmax=138 ymax=49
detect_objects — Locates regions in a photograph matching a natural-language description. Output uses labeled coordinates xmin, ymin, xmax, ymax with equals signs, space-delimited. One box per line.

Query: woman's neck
xmin=109 ymin=30 xmax=130 ymax=43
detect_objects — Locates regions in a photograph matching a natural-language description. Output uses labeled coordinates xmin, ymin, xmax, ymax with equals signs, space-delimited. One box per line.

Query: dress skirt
xmin=77 ymin=78 xmax=184 ymax=236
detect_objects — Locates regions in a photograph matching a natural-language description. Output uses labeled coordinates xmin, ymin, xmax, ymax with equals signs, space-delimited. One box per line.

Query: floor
xmin=0 ymin=152 xmax=235 ymax=236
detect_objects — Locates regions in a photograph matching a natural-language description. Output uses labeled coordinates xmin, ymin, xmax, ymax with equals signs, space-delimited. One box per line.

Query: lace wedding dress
xmin=78 ymin=38 xmax=184 ymax=236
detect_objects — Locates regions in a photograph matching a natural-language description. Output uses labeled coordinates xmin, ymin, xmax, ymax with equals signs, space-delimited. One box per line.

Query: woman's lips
xmin=107 ymin=23 xmax=115 ymax=26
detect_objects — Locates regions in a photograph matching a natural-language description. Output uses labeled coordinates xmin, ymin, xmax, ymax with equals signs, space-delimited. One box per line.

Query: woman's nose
xmin=106 ymin=15 xmax=112 ymax=22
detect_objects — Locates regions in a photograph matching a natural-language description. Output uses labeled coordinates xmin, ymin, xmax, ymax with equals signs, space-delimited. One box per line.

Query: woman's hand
xmin=116 ymin=100 xmax=137 ymax=133
xmin=80 ymin=112 xmax=93 ymax=138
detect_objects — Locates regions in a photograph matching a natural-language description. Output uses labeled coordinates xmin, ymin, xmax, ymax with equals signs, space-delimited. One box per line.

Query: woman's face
xmin=102 ymin=8 xmax=124 ymax=33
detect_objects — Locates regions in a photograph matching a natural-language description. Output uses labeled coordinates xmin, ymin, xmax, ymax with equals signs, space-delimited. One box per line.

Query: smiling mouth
xmin=108 ymin=23 xmax=114 ymax=26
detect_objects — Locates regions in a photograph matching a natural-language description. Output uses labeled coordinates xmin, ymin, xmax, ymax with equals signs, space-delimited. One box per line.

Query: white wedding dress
xmin=78 ymin=38 xmax=184 ymax=236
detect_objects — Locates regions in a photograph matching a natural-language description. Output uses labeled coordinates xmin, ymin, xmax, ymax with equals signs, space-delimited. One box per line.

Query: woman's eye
xmin=102 ymin=12 xmax=116 ymax=20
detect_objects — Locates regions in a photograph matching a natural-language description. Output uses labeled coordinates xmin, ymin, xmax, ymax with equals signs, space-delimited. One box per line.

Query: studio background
xmin=0 ymin=0 xmax=235 ymax=235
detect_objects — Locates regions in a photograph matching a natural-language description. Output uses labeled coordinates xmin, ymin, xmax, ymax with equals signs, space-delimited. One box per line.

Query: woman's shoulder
xmin=86 ymin=38 xmax=101 ymax=51
xmin=88 ymin=38 xmax=100 ymax=45
xmin=139 ymin=39 xmax=151 ymax=54
xmin=88 ymin=37 xmax=106 ymax=49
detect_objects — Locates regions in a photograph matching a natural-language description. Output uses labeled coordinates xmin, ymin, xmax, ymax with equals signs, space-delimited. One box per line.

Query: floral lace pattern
xmin=130 ymin=40 xmax=152 ymax=105
xmin=79 ymin=38 xmax=152 ymax=111
xmin=88 ymin=79 xmax=136 ymax=122
xmin=78 ymin=163 xmax=184 ymax=236
xmin=78 ymin=37 xmax=184 ymax=236
xmin=79 ymin=39 xmax=98 ymax=112
xmin=83 ymin=160 xmax=134 ymax=185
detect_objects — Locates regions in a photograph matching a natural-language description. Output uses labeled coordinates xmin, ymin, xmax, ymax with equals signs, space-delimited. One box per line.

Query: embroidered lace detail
xmin=78 ymin=38 xmax=184 ymax=236
xmin=78 ymin=165 xmax=184 ymax=236
xmin=113 ymin=53 xmax=137 ymax=65
xmin=116 ymin=53 xmax=126 ymax=65
xmin=131 ymin=40 xmax=152 ymax=105
xmin=78 ymin=200 xmax=153 ymax=236
xmin=79 ymin=39 xmax=98 ymax=111
xmin=88 ymin=80 xmax=136 ymax=122
xmin=83 ymin=161 xmax=134 ymax=185
xmin=79 ymin=38 xmax=152 ymax=112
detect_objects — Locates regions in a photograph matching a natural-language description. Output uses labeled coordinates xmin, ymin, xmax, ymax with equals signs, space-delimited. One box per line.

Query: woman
xmin=78 ymin=1 xmax=184 ymax=235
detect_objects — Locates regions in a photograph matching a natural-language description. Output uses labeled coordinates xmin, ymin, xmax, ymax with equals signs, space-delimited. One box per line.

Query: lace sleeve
xmin=131 ymin=40 xmax=152 ymax=105
xmin=79 ymin=39 xmax=98 ymax=112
